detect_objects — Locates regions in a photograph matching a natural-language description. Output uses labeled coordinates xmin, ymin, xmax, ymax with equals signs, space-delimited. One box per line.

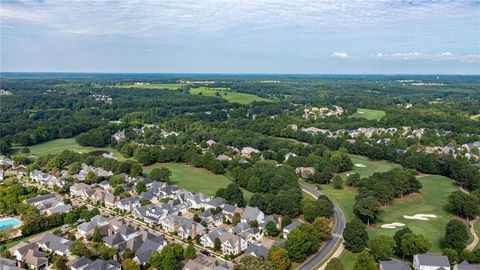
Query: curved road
xmin=298 ymin=183 xmax=346 ymax=270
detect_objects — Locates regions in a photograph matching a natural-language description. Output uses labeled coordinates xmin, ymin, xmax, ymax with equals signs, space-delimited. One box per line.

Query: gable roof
xmin=415 ymin=254 xmax=450 ymax=267
xmin=245 ymin=244 xmax=269 ymax=259
xmin=380 ymin=260 xmax=411 ymax=270
xmin=83 ymin=259 xmax=120 ymax=270
xmin=25 ymin=194 xmax=56 ymax=205
xmin=38 ymin=232 xmax=72 ymax=254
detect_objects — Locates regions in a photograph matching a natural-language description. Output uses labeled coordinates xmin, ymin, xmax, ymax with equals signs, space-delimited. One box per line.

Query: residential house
xmin=70 ymin=183 xmax=91 ymax=197
xmin=380 ymin=260 xmax=411 ymax=270
xmin=413 ymin=254 xmax=450 ymax=270
xmin=112 ymin=130 xmax=126 ymax=142
xmin=67 ymin=257 xmax=92 ymax=270
xmin=160 ymin=215 xmax=205 ymax=239
xmin=295 ymin=167 xmax=316 ymax=179
xmin=0 ymin=155 xmax=14 ymax=169
xmin=133 ymin=204 xmax=176 ymax=224
xmin=218 ymin=232 xmax=248 ymax=256
xmin=8 ymin=242 xmax=48 ymax=270
xmin=83 ymin=259 xmax=121 ymax=270
xmin=260 ymin=215 xmax=282 ymax=231
xmin=222 ymin=204 xmax=242 ymax=222
xmin=241 ymin=147 xmax=260 ymax=157
xmin=240 ymin=206 xmax=264 ymax=224
xmin=0 ymin=257 xmax=24 ymax=270
xmin=244 ymin=244 xmax=269 ymax=259
xmin=77 ymin=215 xmax=109 ymax=238
xmin=133 ymin=233 xmax=167 ymax=265
xmin=283 ymin=219 xmax=303 ymax=238
xmin=200 ymin=227 xmax=228 ymax=248
xmin=231 ymin=223 xmax=263 ymax=243
xmin=117 ymin=197 xmax=141 ymax=212
xmin=30 ymin=170 xmax=64 ymax=188
xmin=37 ymin=232 xmax=72 ymax=256
xmin=454 ymin=261 xmax=480 ymax=270
xmin=25 ymin=194 xmax=70 ymax=215
xmin=74 ymin=164 xmax=113 ymax=181
xmin=184 ymin=254 xmax=231 ymax=270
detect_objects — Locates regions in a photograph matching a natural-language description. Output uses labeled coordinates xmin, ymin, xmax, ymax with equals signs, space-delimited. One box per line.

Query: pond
xmin=0 ymin=218 xmax=22 ymax=230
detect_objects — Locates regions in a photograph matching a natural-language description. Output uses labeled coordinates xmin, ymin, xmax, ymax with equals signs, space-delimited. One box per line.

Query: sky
xmin=1 ymin=0 xmax=479 ymax=74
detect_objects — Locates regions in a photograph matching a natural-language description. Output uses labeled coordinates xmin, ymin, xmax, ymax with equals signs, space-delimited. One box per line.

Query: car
xmin=201 ymin=250 xmax=211 ymax=256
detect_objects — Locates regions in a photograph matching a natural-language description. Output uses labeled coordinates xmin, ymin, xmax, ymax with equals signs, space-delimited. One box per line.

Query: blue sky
xmin=1 ymin=0 xmax=479 ymax=74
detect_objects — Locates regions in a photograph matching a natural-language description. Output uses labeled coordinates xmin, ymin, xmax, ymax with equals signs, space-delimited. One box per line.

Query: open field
xmin=337 ymin=250 xmax=359 ymax=270
xmin=18 ymin=138 xmax=123 ymax=160
xmin=340 ymin=155 xmax=401 ymax=179
xmin=114 ymin=83 xmax=184 ymax=90
xmin=189 ymin=87 xmax=271 ymax=104
xmin=368 ymin=175 xmax=457 ymax=252
xmin=143 ymin=163 xmax=235 ymax=197
xmin=349 ymin=108 xmax=386 ymax=121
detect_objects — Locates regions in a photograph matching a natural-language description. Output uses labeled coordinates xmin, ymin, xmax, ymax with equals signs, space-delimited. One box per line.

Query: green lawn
xmin=368 ymin=175 xmax=457 ymax=252
xmin=189 ymin=87 xmax=271 ymax=104
xmin=19 ymin=138 xmax=123 ymax=160
xmin=349 ymin=108 xmax=386 ymax=121
xmin=143 ymin=163 xmax=234 ymax=197
xmin=338 ymin=250 xmax=359 ymax=270
xmin=340 ymin=155 xmax=401 ymax=179
xmin=114 ymin=83 xmax=184 ymax=90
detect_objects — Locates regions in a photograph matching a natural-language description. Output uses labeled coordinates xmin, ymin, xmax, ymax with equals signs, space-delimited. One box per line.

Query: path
xmin=466 ymin=218 xmax=479 ymax=251
xmin=298 ymin=183 xmax=346 ymax=270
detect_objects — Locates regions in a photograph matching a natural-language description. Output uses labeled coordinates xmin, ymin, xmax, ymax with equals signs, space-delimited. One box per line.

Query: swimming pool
xmin=0 ymin=218 xmax=22 ymax=230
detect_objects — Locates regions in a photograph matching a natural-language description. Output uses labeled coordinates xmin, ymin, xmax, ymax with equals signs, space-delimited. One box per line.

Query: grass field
xmin=114 ymin=83 xmax=184 ymax=90
xmin=349 ymin=108 xmax=386 ymax=121
xmin=340 ymin=155 xmax=401 ymax=178
xmin=189 ymin=87 xmax=271 ymax=104
xmin=368 ymin=175 xmax=457 ymax=252
xmin=143 ymin=163 xmax=240 ymax=198
xmin=19 ymin=138 xmax=123 ymax=160
xmin=338 ymin=250 xmax=359 ymax=270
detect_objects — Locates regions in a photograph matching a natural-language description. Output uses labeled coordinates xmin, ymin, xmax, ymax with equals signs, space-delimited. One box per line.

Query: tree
xmin=234 ymin=256 xmax=275 ymax=270
xmin=150 ymin=167 xmax=172 ymax=182
xmin=369 ymin=235 xmax=395 ymax=261
xmin=123 ymin=248 xmax=134 ymax=260
xmin=346 ymin=173 xmax=360 ymax=187
xmin=135 ymin=181 xmax=146 ymax=194
xmin=313 ymin=217 xmax=331 ymax=241
xmin=148 ymin=251 xmax=162 ymax=268
xmin=447 ymin=191 xmax=480 ymax=219
xmin=302 ymin=199 xmax=321 ymax=223
xmin=268 ymin=246 xmax=291 ymax=270
xmin=333 ymin=176 xmax=344 ymax=189
xmin=121 ymin=258 xmax=140 ymax=270
xmin=285 ymin=225 xmax=319 ymax=262
xmin=70 ymin=240 xmax=91 ymax=257
xmin=343 ymin=219 xmax=369 ymax=253
xmin=400 ymin=233 xmax=432 ymax=258
xmin=52 ymin=255 xmax=68 ymax=270
xmin=92 ymin=227 xmax=102 ymax=242
xmin=216 ymin=183 xmax=244 ymax=207
xmin=325 ymin=258 xmax=344 ymax=270
xmin=114 ymin=186 xmax=125 ymax=196
xmin=94 ymin=243 xmax=117 ymax=260
xmin=353 ymin=251 xmax=378 ymax=270
xmin=161 ymin=246 xmax=179 ymax=270
xmin=394 ymin=227 xmax=412 ymax=256
xmin=214 ymin=238 xmax=221 ymax=252
xmin=443 ymin=248 xmax=458 ymax=266
xmin=444 ymin=220 xmax=469 ymax=252
xmin=184 ymin=244 xmax=196 ymax=259
xmin=232 ymin=212 xmax=241 ymax=226
xmin=353 ymin=196 xmax=382 ymax=225
xmin=265 ymin=220 xmax=279 ymax=236
xmin=281 ymin=216 xmax=292 ymax=228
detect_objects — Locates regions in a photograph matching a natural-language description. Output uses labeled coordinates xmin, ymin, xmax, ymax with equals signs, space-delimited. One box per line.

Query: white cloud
xmin=332 ymin=52 xmax=352 ymax=59
xmin=376 ymin=52 xmax=480 ymax=63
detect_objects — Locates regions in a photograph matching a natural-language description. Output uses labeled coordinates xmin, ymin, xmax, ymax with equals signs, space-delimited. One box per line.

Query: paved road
xmin=298 ymin=183 xmax=346 ymax=270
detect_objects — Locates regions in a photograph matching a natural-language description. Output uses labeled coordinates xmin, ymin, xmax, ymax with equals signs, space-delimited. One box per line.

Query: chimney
xmin=107 ymin=226 xmax=114 ymax=237
xmin=191 ymin=223 xmax=197 ymax=239
xmin=99 ymin=191 xmax=105 ymax=202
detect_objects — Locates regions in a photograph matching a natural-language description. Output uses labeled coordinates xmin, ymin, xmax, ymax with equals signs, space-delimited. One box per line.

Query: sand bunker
xmin=358 ymin=111 xmax=365 ymax=114
xmin=354 ymin=163 xmax=367 ymax=168
xmin=403 ymin=214 xmax=437 ymax=221
xmin=381 ymin=222 xmax=405 ymax=229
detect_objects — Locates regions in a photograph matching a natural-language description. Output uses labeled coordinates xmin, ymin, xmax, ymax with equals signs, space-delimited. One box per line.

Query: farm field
xmin=189 ymin=87 xmax=271 ymax=104
xmin=143 ymin=163 xmax=249 ymax=199
xmin=114 ymin=83 xmax=184 ymax=90
xmin=368 ymin=175 xmax=457 ymax=252
xmin=349 ymin=108 xmax=386 ymax=121
xmin=19 ymin=138 xmax=123 ymax=160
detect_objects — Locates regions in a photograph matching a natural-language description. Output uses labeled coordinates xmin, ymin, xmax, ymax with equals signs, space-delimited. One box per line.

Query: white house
xmin=413 ymin=254 xmax=450 ymax=270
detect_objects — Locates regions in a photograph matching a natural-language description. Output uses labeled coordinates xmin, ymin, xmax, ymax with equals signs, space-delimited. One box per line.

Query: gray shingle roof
xmin=380 ymin=260 xmax=411 ymax=270
xmin=415 ymin=254 xmax=450 ymax=268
